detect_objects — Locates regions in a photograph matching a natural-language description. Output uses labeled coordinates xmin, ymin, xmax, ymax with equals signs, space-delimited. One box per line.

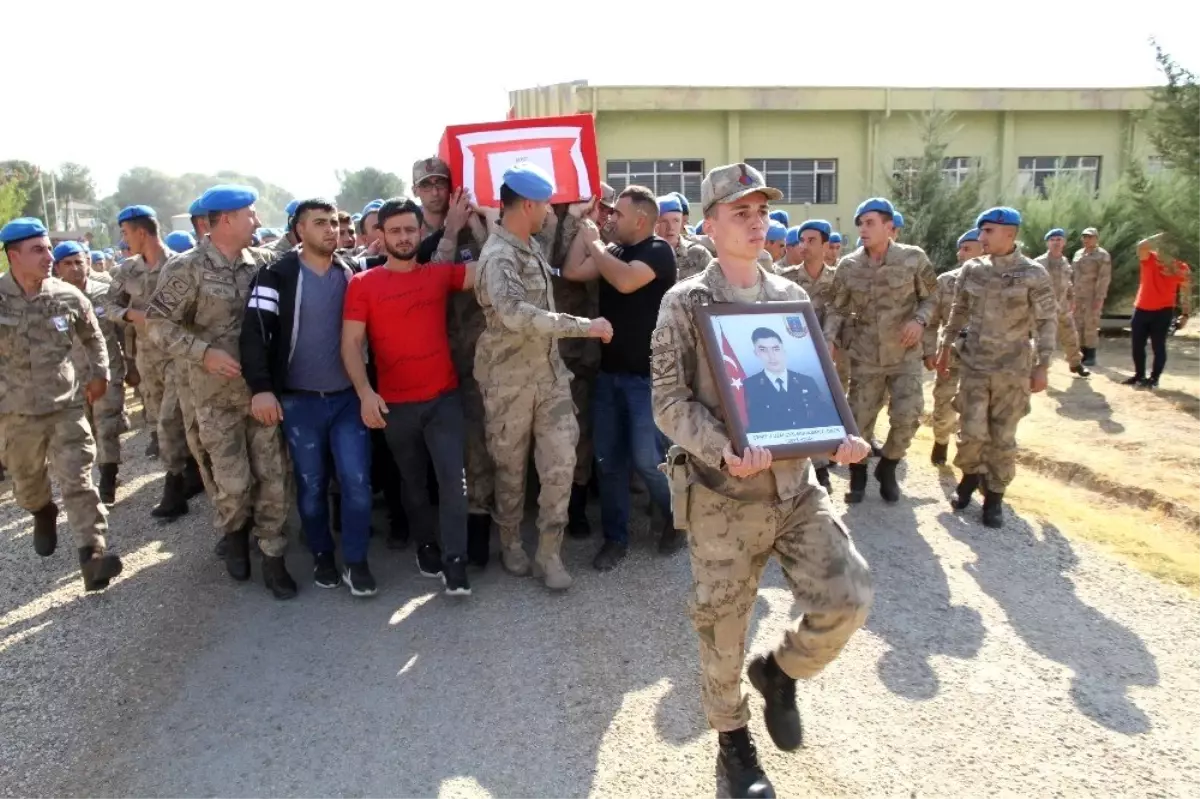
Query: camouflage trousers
xmin=0 ymin=408 xmax=108 ymax=550
xmin=685 ymin=477 xmax=872 ymax=731
xmin=930 ymin=358 xmax=962 ymax=446
xmin=1059 ymin=313 xmax=1083 ymax=367
xmin=566 ymin=359 xmax=597 ymax=486
xmin=1073 ymin=292 xmax=1102 ymax=348
xmin=194 ymin=404 xmax=289 ymax=556
xmin=481 ymin=374 xmax=578 ymax=553
xmin=454 ymin=344 xmax=495 ymax=516
xmin=848 ymin=366 xmax=923 ymax=460
xmin=953 ymin=366 xmax=1031 ymax=493
xmin=137 ymin=349 xmax=189 ymax=475
xmin=172 ymin=361 xmax=216 ymax=497
xmin=85 ymin=379 xmax=126 ymax=465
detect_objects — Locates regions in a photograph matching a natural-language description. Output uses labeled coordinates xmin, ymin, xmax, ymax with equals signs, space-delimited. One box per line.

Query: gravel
xmin=1 ymin=430 xmax=1198 ymax=798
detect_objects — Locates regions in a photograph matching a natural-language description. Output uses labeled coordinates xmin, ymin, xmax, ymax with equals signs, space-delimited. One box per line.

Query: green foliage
xmin=885 ymin=111 xmax=988 ymax=271
xmin=1145 ymin=40 xmax=1200 ymax=178
xmin=1 ymin=176 xmax=30 ymax=273
xmin=0 ymin=160 xmax=46 ymax=219
xmin=335 ymin=168 xmax=406 ymax=217
xmin=104 ymin=168 xmax=296 ymax=236
xmin=57 ymin=162 xmax=97 ymax=203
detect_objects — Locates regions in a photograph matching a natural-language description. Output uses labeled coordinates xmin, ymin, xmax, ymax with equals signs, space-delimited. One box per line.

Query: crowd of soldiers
xmin=1 ymin=154 xmax=1121 ymax=798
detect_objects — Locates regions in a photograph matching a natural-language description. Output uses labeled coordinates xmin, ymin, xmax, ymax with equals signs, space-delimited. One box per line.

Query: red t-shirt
xmin=343 ymin=263 xmax=466 ymax=403
xmin=1135 ymin=252 xmax=1190 ymax=311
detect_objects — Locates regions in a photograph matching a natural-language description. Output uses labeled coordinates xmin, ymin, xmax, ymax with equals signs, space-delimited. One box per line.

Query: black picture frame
xmin=695 ymin=301 xmax=859 ymax=460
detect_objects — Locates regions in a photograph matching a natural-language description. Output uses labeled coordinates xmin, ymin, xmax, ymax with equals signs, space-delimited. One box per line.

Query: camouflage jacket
xmin=774 ymin=261 xmax=838 ymax=327
xmin=541 ymin=212 xmax=603 ymax=372
xmin=145 ymin=238 xmax=276 ymax=409
xmin=674 ymin=237 xmax=713 ymax=282
xmin=474 ymin=225 xmax=592 ymax=385
xmin=823 ymin=241 xmax=938 ymax=371
xmin=927 ymin=266 xmax=964 ymax=332
xmin=0 ymin=272 xmax=108 ymax=416
xmin=942 ymin=250 xmax=1058 ymax=374
xmin=1071 ymin=246 xmax=1112 ymax=300
xmin=265 ymin=233 xmax=296 ymax=257
xmin=104 ymin=249 xmax=174 ymax=361
xmin=651 ymin=261 xmax=814 ymax=503
xmin=424 ymin=223 xmax=488 ymax=361
xmin=1034 ymin=253 xmax=1074 ymax=311
xmin=72 ymin=278 xmax=126 ymax=383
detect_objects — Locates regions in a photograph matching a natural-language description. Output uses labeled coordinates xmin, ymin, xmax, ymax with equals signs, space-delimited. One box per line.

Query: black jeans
xmin=382 ymin=389 xmax=468 ymax=558
xmin=1130 ymin=307 xmax=1174 ymax=380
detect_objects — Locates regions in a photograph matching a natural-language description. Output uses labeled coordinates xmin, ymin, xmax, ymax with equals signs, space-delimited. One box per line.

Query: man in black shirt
xmin=564 ymin=185 xmax=681 ymax=571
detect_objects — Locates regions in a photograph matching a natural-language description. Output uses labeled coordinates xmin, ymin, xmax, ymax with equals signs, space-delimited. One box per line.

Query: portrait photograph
xmin=696 ymin=301 xmax=858 ymax=460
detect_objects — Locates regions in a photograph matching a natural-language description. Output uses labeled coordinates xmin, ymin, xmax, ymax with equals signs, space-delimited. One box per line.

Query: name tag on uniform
xmin=52 ymin=315 xmax=69 ymax=332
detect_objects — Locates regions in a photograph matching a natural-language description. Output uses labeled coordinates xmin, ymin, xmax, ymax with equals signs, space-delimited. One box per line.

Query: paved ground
xmin=1 ymin=423 xmax=1198 ymax=798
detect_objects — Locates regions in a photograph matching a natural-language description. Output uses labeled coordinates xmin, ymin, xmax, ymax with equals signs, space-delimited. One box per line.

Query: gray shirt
xmin=286 ymin=258 xmax=352 ymax=392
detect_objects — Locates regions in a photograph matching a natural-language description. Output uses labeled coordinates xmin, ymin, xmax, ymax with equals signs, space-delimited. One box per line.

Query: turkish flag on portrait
xmin=720 ymin=327 xmax=749 ymax=427
xmin=438 ymin=114 xmax=601 ymax=208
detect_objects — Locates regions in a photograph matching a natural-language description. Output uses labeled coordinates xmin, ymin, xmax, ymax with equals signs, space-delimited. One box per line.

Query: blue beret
xmin=188 ymin=198 xmax=205 ymax=217
xmin=658 ymin=195 xmax=683 ymax=215
xmin=1044 ymin=227 xmax=1066 ymax=241
xmin=166 ymin=231 xmax=197 ymax=253
xmin=200 ymin=184 xmax=259 ymax=213
xmin=957 ymin=229 xmax=981 ymax=247
xmin=766 ymin=221 xmax=788 ymax=242
xmin=52 ymin=241 xmax=85 ymax=262
xmin=361 ymin=200 xmax=383 ymax=217
xmin=769 ymin=210 xmax=789 ymax=226
xmin=117 ymin=204 xmax=156 ymax=223
xmin=103 ymin=248 xmax=114 ymax=255
xmin=351 ymin=213 xmax=363 ymax=223
xmin=117 ymin=239 xmax=129 ymax=249
xmin=853 ymin=197 xmax=896 ymax=224
xmin=692 ymin=220 xmax=705 ymax=235
xmin=976 ymin=206 xmax=1021 ymax=228
xmin=90 ymin=250 xmax=105 ymax=262
xmin=285 ymin=200 xmax=299 ymax=218
xmin=0 ymin=217 xmax=48 ymax=244
xmin=671 ymin=192 xmax=690 ymax=215
xmin=502 ymin=162 xmax=555 ymax=202
xmin=893 ymin=212 xmax=905 ymax=229
xmin=785 ymin=226 xmax=802 ymax=246
xmin=829 ymin=231 xmax=843 ymax=244
xmin=798 ymin=219 xmax=833 ymax=240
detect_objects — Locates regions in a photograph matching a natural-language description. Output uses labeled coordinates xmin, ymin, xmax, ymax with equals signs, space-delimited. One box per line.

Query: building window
xmin=1017 ymin=156 xmax=1101 ymax=196
xmin=605 ymin=159 xmax=704 ymax=203
xmin=744 ymin=159 xmax=838 ymax=205
xmin=941 ymin=156 xmax=977 ymax=187
xmin=892 ymin=156 xmax=978 ymax=197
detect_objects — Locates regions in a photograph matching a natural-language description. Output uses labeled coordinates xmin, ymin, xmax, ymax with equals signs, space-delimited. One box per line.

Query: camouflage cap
xmin=412 ymin=157 xmax=451 ymax=187
xmin=701 ymin=163 xmax=783 ymax=214
xmin=1081 ymin=226 xmax=1099 ymax=236
xmin=598 ymin=182 xmax=616 ymax=208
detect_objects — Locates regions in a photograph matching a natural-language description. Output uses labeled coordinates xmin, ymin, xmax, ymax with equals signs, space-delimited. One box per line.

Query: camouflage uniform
xmin=264 ymin=233 xmax=296 ymax=256
xmin=1071 ymin=246 xmax=1111 ymax=349
xmin=942 ymin=251 xmax=1057 ymax=492
xmin=651 ymin=260 xmax=872 ymax=731
xmin=926 ymin=267 xmax=963 ymax=446
xmin=474 ymin=225 xmax=593 ymax=567
xmin=0 ymin=273 xmax=110 ymax=550
xmin=74 ymin=278 xmax=127 ymax=465
xmin=145 ymin=238 xmax=289 ymax=555
xmin=774 ymin=259 xmax=849 ymax=391
xmin=824 ymin=241 xmax=938 ymax=460
xmin=1035 ymin=252 xmax=1084 ymax=367
xmin=674 ymin=237 xmax=713 ymax=282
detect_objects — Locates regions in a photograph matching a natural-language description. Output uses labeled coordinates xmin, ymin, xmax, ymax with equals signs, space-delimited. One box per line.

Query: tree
xmin=0 ymin=159 xmax=47 ymax=219
xmin=56 ymin=162 xmax=97 ymax=203
xmin=0 ymin=176 xmax=28 ymax=273
xmin=335 ymin=168 xmax=406 ymax=216
xmin=885 ymin=111 xmax=988 ymax=270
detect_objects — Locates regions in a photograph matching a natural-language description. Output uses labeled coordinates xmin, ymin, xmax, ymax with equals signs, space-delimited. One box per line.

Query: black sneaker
xmin=313 ymin=552 xmax=340 ymax=589
xmin=1121 ymin=375 xmax=1144 ymax=386
xmin=442 ymin=555 xmax=472 ymax=596
xmin=416 ymin=542 xmax=443 ymax=578
xmin=593 ymin=540 xmax=628 ymax=572
xmin=1142 ymin=378 xmax=1160 ymax=390
xmin=342 ymin=561 xmax=377 ymax=597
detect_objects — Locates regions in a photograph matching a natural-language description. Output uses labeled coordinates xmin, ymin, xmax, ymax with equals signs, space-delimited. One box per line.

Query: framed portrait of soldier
xmin=695 ymin=301 xmax=858 ymax=460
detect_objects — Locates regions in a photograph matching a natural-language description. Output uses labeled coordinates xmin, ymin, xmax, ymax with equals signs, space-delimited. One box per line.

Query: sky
xmin=5 ymin=0 xmax=1196 ymax=202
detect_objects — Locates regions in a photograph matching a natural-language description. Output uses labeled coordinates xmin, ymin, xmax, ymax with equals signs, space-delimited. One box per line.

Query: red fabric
xmin=720 ymin=328 xmax=749 ymax=427
xmin=1135 ymin=252 xmax=1190 ymax=311
xmin=343 ymin=264 xmax=466 ymax=403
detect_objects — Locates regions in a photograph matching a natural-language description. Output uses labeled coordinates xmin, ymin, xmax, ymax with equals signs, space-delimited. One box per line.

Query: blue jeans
xmin=593 ymin=371 xmax=672 ymax=545
xmin=280 ymin=389 xmax=372 ymax=563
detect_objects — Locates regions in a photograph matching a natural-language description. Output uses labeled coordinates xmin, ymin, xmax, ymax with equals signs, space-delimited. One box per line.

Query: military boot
xmin=747 ymin=654 xmax=803 ymax=751
xmin=717 ymin=728 xmax=776 ymax=799
xmin=814 ymin=466 xmax=832 ymax=494
xmin=262 ymin=555 xmax=298 ymax=600
xmin=533 ymin=532 xmax=572 ymax=590
xmin=98 ymin=463 xmax=119 ymax=505
xmin=874 ymin=457 xmax=901 ymax=503
xmin=844 ymin=464 xmax=868 ymax=504
xmin=32 ymin=502 xmax=59 ymax=557
xmin=566 ymin=483 xmax=591 ymax=538
xmin=1070 ymin=362 xmax=1091 ymax=377
xmin=151 ymin=472 xmax=189 ymax=520
xmin=182 ymin=456 xmax=205 ymax=499
xmin=930 ymin=441 xmax=948 ymax=466
xmin=144 ymin=431 xmax=159 ymax=458
xmin=982 ymin=491 xmax=1005 ymax=529
xmin=466 ymin=513 xmax=491 ymax=568
xmin=1081 ymin=347 xmax=1097 ymax=367
xmin=499 ymin=527 xmax=530 ymax=576
xmin=952 ymin=474 xmax=982 ymax=510
xmin=79 ymin=546 xmax=123 ymax=592
xmin=222 ymin=523 xmax=252 ymax=581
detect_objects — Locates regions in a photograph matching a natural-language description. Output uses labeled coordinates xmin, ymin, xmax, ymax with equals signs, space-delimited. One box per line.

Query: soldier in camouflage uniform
xmin=824 ymin=198 xmax=938 ymax=505
xmin=763 ymin=220 xmax=787 ymax=264
xmin=1035 ymin=228 xmax=1090 ymax=377
xmin=265 ymin=200 xmax=300 ymax=255
xmin=474 ymin=163 xmax=612 ymax=591
xmin=1071 ymin=226 xmax=1112 ymax=366
xmin=655 ymin=194 xmax=712 ymax=282
xmin=938 ymin=207 xmax=1057 ymax=529
xmin=825 ymin=231 xmax=844 ymax=267
xmin=926 ymin=229 xmax=983 ymax=466
xmin=145 ymin=185 xmax=296 ymax=599
xmin=652 ymin=165 xmax=872 ymax=799
xmin=0 ymin=218 xmax=123 ymax=591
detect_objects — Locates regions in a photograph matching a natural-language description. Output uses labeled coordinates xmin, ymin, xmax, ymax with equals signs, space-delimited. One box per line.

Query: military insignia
xmin=52 ymin=315 xmax=69 ymax=332
xmin=785 ymin=315 xmax=808 ymax=338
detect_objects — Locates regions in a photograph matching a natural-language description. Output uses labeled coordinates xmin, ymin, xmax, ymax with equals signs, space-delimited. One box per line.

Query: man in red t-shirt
xmin=341 ymin=198 xmax=478 ymax=596
xmin=1124 ymin=233 xmax=1192 ymax=389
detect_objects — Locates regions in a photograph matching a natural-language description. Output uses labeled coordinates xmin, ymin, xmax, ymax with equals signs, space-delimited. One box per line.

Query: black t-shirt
xmin=598 ymin=235 xmax=677 ymax=376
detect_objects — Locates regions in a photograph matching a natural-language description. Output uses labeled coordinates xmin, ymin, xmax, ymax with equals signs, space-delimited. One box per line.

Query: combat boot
xmin=566 ymin=483 xmax=591 ymax=538
xmin=151 ymin=472 xmax=189 ymax=520
xmin=982 ymin=491 xmax=1005 ymax=529
xmin=814 ymin=466 xmax=832 ymax=494
xmin=930 ymin=441 xmax=948 ymax=466
xmin=79 ymin=546 xmax=123 ymax=592
xmin=1070 ymin=362 xmax=1091 ymax=377
xmin=261 ymin=555 xmax=298 ymax=600
xmin=952 ymin=474 xmax=982 ymax=510
xmin=144 ymin=431 xmax=159 ymax=458
xmin=222 ymin=523 xmax=252 ymax=581
xmin=1081 ymin=347 xmax=1097 ymax=367
xmin=533 ymin=530 xmax=573 ymax=590
xmin=499 ymin=527 xmax=530 ymax=576
xmin=31 ymin=501 xmax=59 ymax=557
xmin=747 ymin=654 xmax=803 ymax=751
xmin=844 ymin=464 xmax=868 ymax=504
xmin=466 ymin=513 xmax=491 ymax=568
xmin=874 ymin=457 xmax=901 ymax=503
xmin=717 ymin=728 xmax=776 ymax=799
xmin=182 ymin=456 xmax=204 ymax=499
xmin=98 ymin=463 xmax=119 ymax=505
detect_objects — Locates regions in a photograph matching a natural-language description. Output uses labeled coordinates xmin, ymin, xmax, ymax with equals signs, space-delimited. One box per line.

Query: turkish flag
xmin=438 ymin=114 xmax=600 ymax=208
xmin=721 ymin=328 xmax=749 ymax=427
